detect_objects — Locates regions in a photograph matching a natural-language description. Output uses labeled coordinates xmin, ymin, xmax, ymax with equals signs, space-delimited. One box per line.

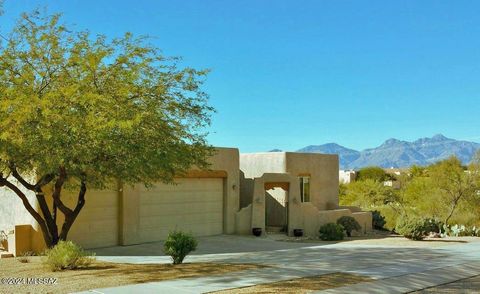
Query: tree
xmin=0 ymin=11 xmax=214 ymax=247
xmin=429 ymin=156 xmax=479 ymax=225
xmin=356 ymin=166 xmax=391 ymax=182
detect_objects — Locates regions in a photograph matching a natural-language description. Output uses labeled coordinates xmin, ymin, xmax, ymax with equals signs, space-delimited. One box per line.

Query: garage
xmin=138 ymin=178 xmax=224 ymax=242
xmin=68 ymin=189 xmax=119 ymax=249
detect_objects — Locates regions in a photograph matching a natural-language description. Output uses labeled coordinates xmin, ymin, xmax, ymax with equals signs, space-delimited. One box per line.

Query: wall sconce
xmin=255 ymin=197 xmax=262 ymax=204
xmin=293 ymin=197 xmax=299 ymax=204
xmin=232 ymin=184 xmax=236 ymax=190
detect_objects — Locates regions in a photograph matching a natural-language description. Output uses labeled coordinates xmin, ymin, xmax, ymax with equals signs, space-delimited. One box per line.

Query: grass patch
xmin=0 ymin=257 xmax=266 ymax=294
xmin=212 ymin=272 xmax=372 ymax=293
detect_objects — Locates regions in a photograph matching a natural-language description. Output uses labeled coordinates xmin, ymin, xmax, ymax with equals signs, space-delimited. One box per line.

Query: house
xmin=0 ymin=148 xmax=371 ymax=255
xmin=339 ymin=170 xmax=357 ymax=184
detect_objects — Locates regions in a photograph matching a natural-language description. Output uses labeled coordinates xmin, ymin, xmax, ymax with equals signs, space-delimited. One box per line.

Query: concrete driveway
xmin=82 ymin=235 xmax=480 ymax=293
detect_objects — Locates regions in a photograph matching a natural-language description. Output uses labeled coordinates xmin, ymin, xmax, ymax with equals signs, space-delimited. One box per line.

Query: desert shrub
xmin=337 ymin=216 xmax=361 ymax=237
xmin=319 ymin=223 xmax=344 ymax=241
xmin=17 ymin=251 xmax=35 ymax=263
xmin=163 ymin=231 xmax=198 ymax=264
xmin=423 ymin=218 xmax=443 ymax=234
xmin=371 ymin=210 xmax=386 ymax=230
xmin=395 ymin=215 xmax=429 ymax=241
xmin=43 ymin=241 xmax=95 ymax=271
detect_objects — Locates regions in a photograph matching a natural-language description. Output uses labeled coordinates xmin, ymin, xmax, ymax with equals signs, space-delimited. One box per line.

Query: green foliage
xmin=339 ymin=179 xmax=400 ymax=208
xmin=356 ymin=167 xmax=390 ymax=182
xmin=371 ymin=210 xmax=386 ymax=230
xmin=43 ymin=241 xmax=95 ymax=271
xmin=423 ymin=218 xmax=443 ymax=234
xmin=337 ymin=216 xmax=361 ymax=237
xmin=0 ymin=10 xmax=214 ymax=247
xmin=0 ymin=11 xmax=214 ymax=188
xmin=395 ymin=215 xmax=429 ymax=241
xmin=163 ymin=231 xmax=198 ymax=264
xmin=341 ymin=155 xmax=480 ymax=232
xmin=319 ymin=223 xmax=344 ymax=241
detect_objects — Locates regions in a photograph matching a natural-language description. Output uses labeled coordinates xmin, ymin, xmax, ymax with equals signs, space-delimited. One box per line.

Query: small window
xmin=299 ymin=176 xmax=310 ymax=202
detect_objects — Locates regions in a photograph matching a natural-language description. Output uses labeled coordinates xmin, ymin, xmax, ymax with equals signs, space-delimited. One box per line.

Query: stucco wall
xmin=7 ymin=147 xmax=241 ymax=253
xmin=0 ymin=177 xmax=38 ymax=236
xmin=285 ymin=152 xmax=339 ymax=211
xmin=240 ymin=152 xmax=340 ymax=212
xmin=239 ymin=153 xmax=286 ymax=178
xmin=120 ymin=147 xmax=240 ymax=246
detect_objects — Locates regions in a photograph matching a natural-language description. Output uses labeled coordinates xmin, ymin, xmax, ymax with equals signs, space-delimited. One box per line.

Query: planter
xmin=252 ymin=228 xmax=262 ymax=237
xmin=293 ymin=229 xmax=304 ymax=237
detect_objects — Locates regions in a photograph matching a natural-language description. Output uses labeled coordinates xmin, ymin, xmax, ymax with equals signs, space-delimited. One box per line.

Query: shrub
xmin=337 ymin=216 xmax=361 ymax=237
xmin=372 ymin=210 xmax=386 ymax=230
xmin=43 ymin=241 xmax=95 ymax=271
xmin=423 ymin=218 xmax=443 ymax=234
xmin=163 ymin=231 xmax=198 ymax=264
xmin=319 ymin=223 xmax=344 ymax=241
xmin=395 ymin=215 xmax=428 ymax=241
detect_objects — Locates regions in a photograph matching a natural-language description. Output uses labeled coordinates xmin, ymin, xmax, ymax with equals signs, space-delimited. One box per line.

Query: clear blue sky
xmin=2 ymin=1 xmax=480 ymax=152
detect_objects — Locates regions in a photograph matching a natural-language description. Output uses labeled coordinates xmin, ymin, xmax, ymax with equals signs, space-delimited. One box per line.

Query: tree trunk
xmin=1 ymin=167 xmax=87 ymax=248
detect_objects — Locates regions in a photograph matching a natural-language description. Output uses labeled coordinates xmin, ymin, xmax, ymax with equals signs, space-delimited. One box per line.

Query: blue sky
xmin=2 ymin=1 xmax=480 ymax=152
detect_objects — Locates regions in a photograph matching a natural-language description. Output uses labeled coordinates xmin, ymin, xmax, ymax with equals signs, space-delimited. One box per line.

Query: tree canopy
xmin=340 ymin=153 xmax=480 ymax=230
xmin=0 ymin=11 xmax=214 ymax=246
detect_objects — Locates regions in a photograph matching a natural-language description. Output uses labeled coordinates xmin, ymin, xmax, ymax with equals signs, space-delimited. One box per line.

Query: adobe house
xmin=236 ymin=152 xmax=371 ymax=237
xmin=0 ymin=148 xmax=371 ymax=255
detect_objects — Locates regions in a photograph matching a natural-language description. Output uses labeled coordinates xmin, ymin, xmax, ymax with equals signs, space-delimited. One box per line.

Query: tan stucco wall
xmin=6 ymin=147 xmax=240 ymax=253
xmin=240 ymin=153 xmax=286 ymax=178
xmin=240 ymin=152 xmax=340 ymax=212
xmin=285 ymin=152 xmax=339 ymax=211
xmin=120 ymin=147 xmax=240 ymax=246
xmin=237 ymin=152 xmax=371 ymax=238
xmin=0 ymin=177 xmax=38 ymax=235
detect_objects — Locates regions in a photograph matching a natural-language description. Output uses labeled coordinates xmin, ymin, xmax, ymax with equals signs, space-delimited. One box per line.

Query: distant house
xmin=339 ymin=170 xmax=357 ymax=184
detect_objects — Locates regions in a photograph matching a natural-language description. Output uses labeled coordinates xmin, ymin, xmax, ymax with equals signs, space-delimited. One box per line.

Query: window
xmin=299 ymin=176 xmax=310 ymax=202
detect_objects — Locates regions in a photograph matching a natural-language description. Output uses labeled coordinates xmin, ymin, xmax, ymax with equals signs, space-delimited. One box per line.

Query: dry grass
xmin=212 ymin=272 xmax=373 ymax=293
xmin=0 ymin=257 xmax=266 ymax=294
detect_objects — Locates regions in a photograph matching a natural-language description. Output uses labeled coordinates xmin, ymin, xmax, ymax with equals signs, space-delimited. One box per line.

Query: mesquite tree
xmin=0 ymin=11 xmax=214 ymax=247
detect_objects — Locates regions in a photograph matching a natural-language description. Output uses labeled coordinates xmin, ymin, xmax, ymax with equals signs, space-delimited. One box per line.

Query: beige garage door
xmin=138 ymin=178 xmax=224 ymax=242
xmin=67 ymin=190 xmax=119 ymax=249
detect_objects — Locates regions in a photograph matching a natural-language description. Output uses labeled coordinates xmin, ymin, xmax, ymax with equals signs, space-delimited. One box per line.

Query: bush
xmin=372 ymin=210 xmax=386 ymax=230
xmin=337 ymin=216 xmax=361 ymax=237
xmin=163 ymin=231 xmax=198 ymax=264
xmin=43 ymin=241 xmax=95 ymax=271
xmin=423 ymin=218 xmax=443 ymax=234
xmin=319 ymin=223 xmax=344 ymax=241
xmin=395 ymin=216 xmax=429 ymax=241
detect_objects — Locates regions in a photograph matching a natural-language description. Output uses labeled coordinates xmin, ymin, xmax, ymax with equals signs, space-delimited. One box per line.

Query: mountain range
xmin=279 ymin=134 xmax=480 ymax=169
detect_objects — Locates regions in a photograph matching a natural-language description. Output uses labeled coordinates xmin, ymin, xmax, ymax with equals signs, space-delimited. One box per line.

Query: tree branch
xmin=0 ymin=175 xmax=52 ymax=246
xmin=59 ymin=180 xmax=86 ymax=240
xmin=8 ymin=163 xmax=35 ymax=190
xmin=52 ymin=167 xmax=73 ymax=215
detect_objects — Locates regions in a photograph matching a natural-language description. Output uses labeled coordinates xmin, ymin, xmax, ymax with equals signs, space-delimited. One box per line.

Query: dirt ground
xmin=0 ymin=257 xmax=266 ymax=294
xmin=211 ymin=273 xmax=373 ymax=294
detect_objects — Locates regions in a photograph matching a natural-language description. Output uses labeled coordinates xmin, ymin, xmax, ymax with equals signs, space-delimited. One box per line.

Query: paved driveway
xmin=82 ymin=235 xmax=480 ymax=293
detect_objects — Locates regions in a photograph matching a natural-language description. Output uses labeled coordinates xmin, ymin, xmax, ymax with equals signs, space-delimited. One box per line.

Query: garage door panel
xmin=140 ymin=202 xmax=223 ymax=217
xmin=67 ymin=190 xmax=118 ymax=249
xmin=139 ymin=212 xmax=223 ymax=228
xmin=140 ymin=189 xmax=223 ymax=204
xmin=139 ymin=178 xmax=224 ymax=242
